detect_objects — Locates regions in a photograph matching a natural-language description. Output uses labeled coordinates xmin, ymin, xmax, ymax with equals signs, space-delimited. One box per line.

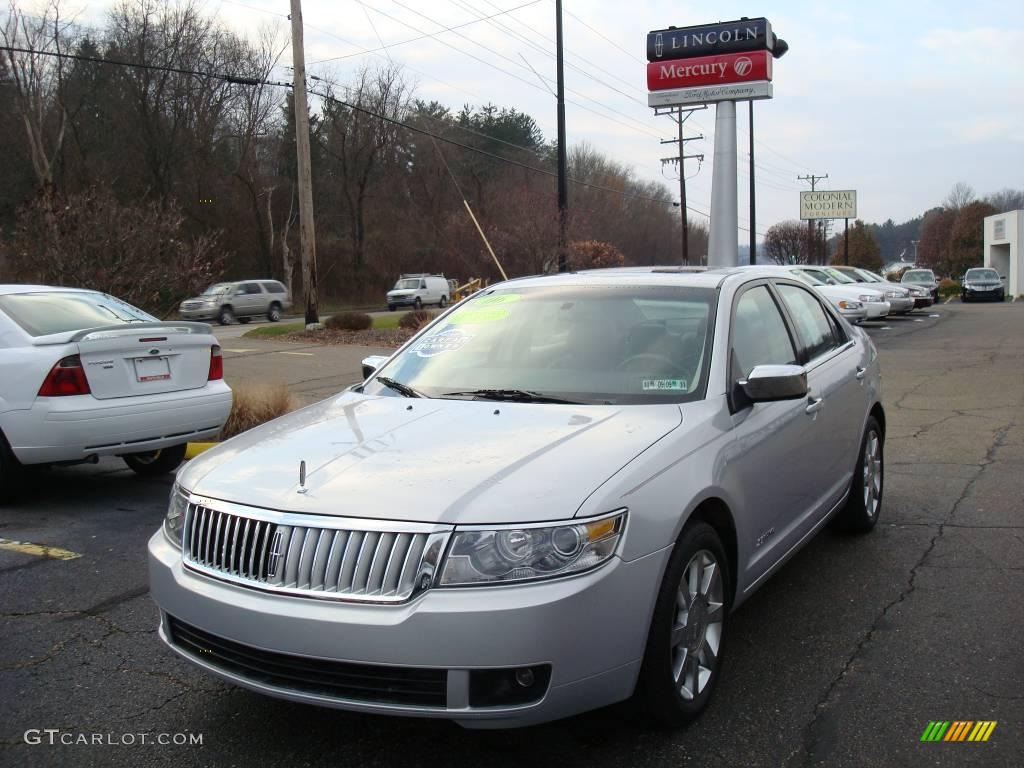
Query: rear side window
xmin=730 ymin=285 xmax=797 ymax=380
xmin=243 ymin=283 xmax=263 ymax=294
xmin=260 ymin=281 xmax=286 ymax=294
xmin=0 ymin=292 xmax=155 ymax=336
xmin=776 ymin=284 xmax=840 ymax=361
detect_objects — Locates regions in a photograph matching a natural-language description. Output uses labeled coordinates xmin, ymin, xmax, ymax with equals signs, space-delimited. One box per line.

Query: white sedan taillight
xmin=208 ymin=345 xmax=224 ymax=381
xmin=38 ymin=355 xmax=92 ymax=397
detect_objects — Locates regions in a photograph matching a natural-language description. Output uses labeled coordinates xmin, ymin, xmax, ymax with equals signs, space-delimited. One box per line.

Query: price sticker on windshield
xmin=410 ymin=328 xmax=474 ymax=358
xmin=642 ymin=378 xmax=687 ymax=391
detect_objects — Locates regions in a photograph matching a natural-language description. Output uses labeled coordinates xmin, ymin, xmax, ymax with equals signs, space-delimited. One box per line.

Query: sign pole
xmin=708 ymin=100 xmax=738 ymax=267
xmin=844 ymin=218 xmax=849 ymax=265
xmin=748 ymin=101 xmax=756 ymax=265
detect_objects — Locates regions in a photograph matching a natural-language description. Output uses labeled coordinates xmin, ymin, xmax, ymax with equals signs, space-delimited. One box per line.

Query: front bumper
xmin=386 ymin=295 xmax=419 ymax=307
xmin=962 ymin=287 xmax=1004 ymax=300
xmin=148 ymin=530 xmax=667 ymax=728
xmin=885 ymin=296 xmax=915 ymax=313
xmin=912 ymin=296 xmax=934 ymax=308
xmin=864 ymin=300 xmax=890 ymax=319
xmin=4 ymin=383 xmax=232 ymax=464
xmin=179 ymin=306 xmax=219 ymax=320
xmin=838 ymin=307 xmax=868 ymax=324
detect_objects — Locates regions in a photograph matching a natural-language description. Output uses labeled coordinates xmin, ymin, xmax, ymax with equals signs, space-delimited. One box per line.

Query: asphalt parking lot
xmin=1 ymin=302 xmax=1021 ymax=767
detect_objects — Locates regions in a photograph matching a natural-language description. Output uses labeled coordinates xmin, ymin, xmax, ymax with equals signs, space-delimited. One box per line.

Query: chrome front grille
xmin=182 ymin=501 xmax=450 ymax=603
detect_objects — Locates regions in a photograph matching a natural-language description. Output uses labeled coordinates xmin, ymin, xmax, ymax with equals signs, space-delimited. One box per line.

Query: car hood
xmin=388 ymin=289 xmax=415 ymax=296
xmin=179 ymin=392 xmax=683 ymax=524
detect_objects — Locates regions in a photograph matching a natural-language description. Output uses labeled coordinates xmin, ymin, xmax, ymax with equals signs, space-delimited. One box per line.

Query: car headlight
xmin=837 ymin=300 xmax=863 ymax=310
xmin=164 ymin=484 xmax=189 ymax=549
xmin=438 ymin=511 xmax=626 ymax=586
xmin=858 ymin=294 xmax=877 ymax=303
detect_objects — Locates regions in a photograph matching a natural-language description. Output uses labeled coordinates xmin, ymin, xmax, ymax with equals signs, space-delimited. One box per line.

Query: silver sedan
xmin=149 ymin=266 xmax=884 ymax=728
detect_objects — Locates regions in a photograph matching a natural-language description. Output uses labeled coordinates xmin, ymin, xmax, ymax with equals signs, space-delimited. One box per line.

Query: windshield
xmin=202 ymin=283 xmax=232 ymax=295
xmin=853 ymin=269 xmax=883 ymax=282
xmin=366 ymin=284 xmax=717 ymax=405
xmin=394 ymin=279 xmax=421 ymax=290
xmin=965 ymin=268 xmax=998 ymax=281
xmin=793 ymin=270 xmax=825 ymax=286
xmin=902 ymin=270 xmax=935 ymax=282
xmin=821 ymin=267 xmax=856 ymax=284
xmin=0 ymin=291 xmax=156 ymax=336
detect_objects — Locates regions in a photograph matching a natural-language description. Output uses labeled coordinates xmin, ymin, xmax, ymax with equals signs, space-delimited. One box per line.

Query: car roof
xmin=489 ymin=265 xmax=803 ymax=291
xmin=0 ymin=284 xmax=103 ymax=297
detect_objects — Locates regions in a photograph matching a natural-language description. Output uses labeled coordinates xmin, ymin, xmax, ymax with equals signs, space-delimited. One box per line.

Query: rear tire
xmin=267 ymin=303 xmax=282 ymax=322
xmin=634 ymin=521 xmax=731 ymax=727
xmin=122 ymin=443 xmax=188 ymax=476
xmin=439 ymin=295 xmax=448 ymax=308
xmin=834 ymin=416 xmax=884 ymax=534
xmin=218 ymin=306 xmax=234 ymax=325
xmin=387 ymin=304 xmax=396 ymax=312
xmin=0 ymin=433 xmax=24 ymax=503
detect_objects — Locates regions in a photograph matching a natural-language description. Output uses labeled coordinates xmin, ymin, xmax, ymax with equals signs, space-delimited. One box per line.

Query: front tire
xmin=634 ymin=521 xmax=730 ymax=726
xmin=834 ymin=416 xmax=884 ymax=533
xmin=414 ymin=297 xmax=422 ymax=310
xmin=122 ymin=443 xmax=188 ymax=476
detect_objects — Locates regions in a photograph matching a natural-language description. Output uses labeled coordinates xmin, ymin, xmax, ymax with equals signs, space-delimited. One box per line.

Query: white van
xmin=386 ymin=273 xmax=450 ymax=311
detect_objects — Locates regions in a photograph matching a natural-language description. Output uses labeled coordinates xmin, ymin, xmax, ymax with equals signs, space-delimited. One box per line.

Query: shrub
xmin=399 ymin=309 xmax=436 ymax=331
xmin=325 ymin=311 xmax=372 ymax=331
xmin=938 ymin=278 xmax=961 ymax=298
xmin=220 ymin=382 xmax=297 ymax=441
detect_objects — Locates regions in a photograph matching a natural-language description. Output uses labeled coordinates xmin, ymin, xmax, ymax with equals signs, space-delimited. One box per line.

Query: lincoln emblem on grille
xmin=266 ymin=530 xmax=285 ymax=576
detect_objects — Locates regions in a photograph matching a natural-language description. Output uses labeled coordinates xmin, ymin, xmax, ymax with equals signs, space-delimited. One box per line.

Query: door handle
xmin=855 ymin=366 xmax=867 ymax=381
xmin=805 ymin=396 xmax=825 ymax=415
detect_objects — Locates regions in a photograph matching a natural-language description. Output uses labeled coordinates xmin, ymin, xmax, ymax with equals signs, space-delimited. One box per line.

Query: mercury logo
xmin=734 ymin=57 xmax=753 ymax=76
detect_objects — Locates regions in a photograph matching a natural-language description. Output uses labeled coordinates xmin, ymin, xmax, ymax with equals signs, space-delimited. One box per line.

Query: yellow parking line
xmin=278 ymin=351 xmax=314 ymax=356
xmin=0 ymin=538 xmax=81 ymax=561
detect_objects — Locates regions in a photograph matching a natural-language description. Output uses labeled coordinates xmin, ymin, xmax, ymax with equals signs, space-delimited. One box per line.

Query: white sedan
xmin=0 ymin=286 xmax=232 ymax=498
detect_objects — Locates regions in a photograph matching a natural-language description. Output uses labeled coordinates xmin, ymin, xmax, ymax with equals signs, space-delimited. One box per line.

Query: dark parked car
xmin=900 ymin=269 xmax=939 ymax=303
xmin=960 ymin=268 xmax=1006 ymax=302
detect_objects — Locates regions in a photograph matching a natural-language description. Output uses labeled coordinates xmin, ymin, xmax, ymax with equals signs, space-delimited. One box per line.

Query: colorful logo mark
xmin=920 ymin=721 xmax=997 ymax=742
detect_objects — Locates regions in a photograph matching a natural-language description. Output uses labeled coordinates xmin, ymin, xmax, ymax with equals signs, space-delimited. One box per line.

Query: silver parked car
xmin=179 ymin=280 xmax=291 ymax=325
xmin=149 ymin=267 xmax=884 ymax=728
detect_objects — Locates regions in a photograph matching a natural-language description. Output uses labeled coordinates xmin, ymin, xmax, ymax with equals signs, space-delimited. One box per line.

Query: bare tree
xmin=764 ymin=220 xmax=809 ymax=265
xmin=985 ymin=188 xmax=1024 ymax=214
xmin=943 ymin=182 xmax=975 ymax=211
xmin=1 ymin=0 xmax=78 ymax=198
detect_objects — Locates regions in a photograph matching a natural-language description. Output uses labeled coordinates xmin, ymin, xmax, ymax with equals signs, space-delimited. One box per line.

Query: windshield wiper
xmin=375 ymin=376 xmax=423 ymax=399
xmin=439 ymin=388 xmax=583 ymax=404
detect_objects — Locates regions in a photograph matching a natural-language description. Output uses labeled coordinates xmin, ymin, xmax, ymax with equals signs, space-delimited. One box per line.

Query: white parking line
xmin=278 ymin=351 xmax=315 ymax=357
xmin=913 ymin=319 xmax=924 ymax=322
xmin=223 ymin=348 xmax=256 ymax=353
xmin=944 ymin=296 xmax=954 ymax=304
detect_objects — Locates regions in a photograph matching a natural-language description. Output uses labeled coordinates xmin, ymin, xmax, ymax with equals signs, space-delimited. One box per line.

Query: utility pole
xmin=798 ymin=173 xmax=828 ymax=264
xmin=555 ymin=0 xmax=568 ymax=272
xmin=290 ymin=0 xmax=319 ymax=326
xmin=659 ymin=106 xmax=704 ymax=265
xmin=748 ymin=102 xmax=756 ymax=264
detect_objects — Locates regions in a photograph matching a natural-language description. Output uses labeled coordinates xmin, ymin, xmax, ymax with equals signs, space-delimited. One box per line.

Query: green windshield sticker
xmin=473 ymin=293 xmax=521 ymax=307
xmin=447 ymin=306 xmax=510 ymax=324
xmin=642 ymin=379 xmax=687 ymax=391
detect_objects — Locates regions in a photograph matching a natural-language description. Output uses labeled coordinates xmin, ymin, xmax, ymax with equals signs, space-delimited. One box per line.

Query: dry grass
xmin=220 ymin=381 xmax=297 ymax=441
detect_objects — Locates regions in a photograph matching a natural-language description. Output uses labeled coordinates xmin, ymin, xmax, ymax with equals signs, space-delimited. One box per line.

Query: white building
xmin=984 ymin=210 xmax=1022 ymax=297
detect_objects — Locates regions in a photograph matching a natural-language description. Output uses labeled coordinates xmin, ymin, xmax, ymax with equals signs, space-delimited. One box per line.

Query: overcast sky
xmin=73 ymin=0 xmax=1024 ymax=242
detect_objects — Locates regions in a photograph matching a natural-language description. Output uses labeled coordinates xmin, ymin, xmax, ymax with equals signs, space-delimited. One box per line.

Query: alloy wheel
xmin=862 ymin=430 xmax=882 ymax=519
xmin=671 ymin=549 xmax=724 ymax=700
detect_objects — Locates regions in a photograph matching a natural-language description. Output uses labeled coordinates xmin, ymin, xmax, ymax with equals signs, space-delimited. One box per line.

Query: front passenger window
xmin=731 ymin=286 xmax=797 ymax=381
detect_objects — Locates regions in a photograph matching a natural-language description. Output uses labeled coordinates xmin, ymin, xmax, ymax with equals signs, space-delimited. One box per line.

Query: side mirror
xmin=1000 ymin=276 xmax=1007 ymax=280
xmin=361 ymin=355 xmax=388 ymax=380
xmin=739 ymin=364 xmax=808 ymax=403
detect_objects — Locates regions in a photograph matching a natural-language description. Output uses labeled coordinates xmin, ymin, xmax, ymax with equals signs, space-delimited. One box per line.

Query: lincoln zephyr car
xmin=149 ymin=267 xmax=884 ymax=728
xmin=0 ymin=285 xmax=232 ymax=499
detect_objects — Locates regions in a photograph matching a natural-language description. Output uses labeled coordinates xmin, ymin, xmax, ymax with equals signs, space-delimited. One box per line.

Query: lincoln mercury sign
xmin=800 ymin=190 xmax=858 ymax=220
